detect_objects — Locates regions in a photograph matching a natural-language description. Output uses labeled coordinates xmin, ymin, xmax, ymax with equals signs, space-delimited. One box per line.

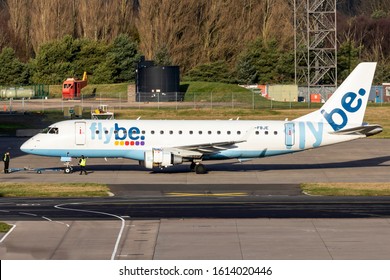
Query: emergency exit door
xmin=284 ymin=123 xmax=295 ymax=148
xmin=75 ymin=122 xmax=86 ymax=145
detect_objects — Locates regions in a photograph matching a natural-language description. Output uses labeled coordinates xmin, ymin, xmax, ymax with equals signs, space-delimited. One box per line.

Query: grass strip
xmin=0 ymin=182 xmax=109 ymax=197
xmin=301 ymin=182 xmax=390 ymax=196
xmin=0 ymin=222 xmax=12 ymax=233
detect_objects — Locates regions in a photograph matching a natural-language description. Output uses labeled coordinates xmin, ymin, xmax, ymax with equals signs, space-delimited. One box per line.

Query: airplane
xmin=20 ymin=62 xmax=382 ymax=174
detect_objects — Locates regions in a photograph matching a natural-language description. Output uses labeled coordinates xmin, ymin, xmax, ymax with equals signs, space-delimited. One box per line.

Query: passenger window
xmin=208 ymin=131 xmax=212 ymax=134
xmin=95 ymin=130 xmax=100 ymax=134
xmin=265 ymin=131 xmax=269 ymax=135
xmin=169 ymin=130 xmax=173 ymax=134
xmin=105 ymin=130 xmax=109 ymax=134
xmin=217 ymin=131 xmax=221 ymax=135
xmin=179 ymin=130 xmax=182 ymax=134
xmin=189 ymin=131 xmax=193 ymax=134
xmin=255 ymin=131 xmax=259 ymax=135
xmin=227 ymin=131 xmax=231 ymax=135
xmin=274 ymin=131 xmax=278 ymax=135
xmin=151 ymin=130 xmax=155 ymax=134
xmin=160 ymin=130 xmax=164 ymax=134
xmin=199 ymin=131 xmax=202 ymax=134
xmin=237 ymin=131 xmax=241 ymax=135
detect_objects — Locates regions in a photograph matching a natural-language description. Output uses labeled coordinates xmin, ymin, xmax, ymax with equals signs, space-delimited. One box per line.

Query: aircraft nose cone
xmin=20 ymin=139 xmax=34 ymax=153
xmin=20 ymin=142 xmax=28 ymax=153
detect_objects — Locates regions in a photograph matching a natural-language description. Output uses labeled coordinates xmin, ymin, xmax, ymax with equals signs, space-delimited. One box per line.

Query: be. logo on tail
xmin=321 ymin=88 xmax=366 ymax=131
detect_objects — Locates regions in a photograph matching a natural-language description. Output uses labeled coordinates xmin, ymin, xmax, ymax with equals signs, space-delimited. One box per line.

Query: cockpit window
xmin=49 ymin=127 xmax=59 ymax=134
xmin=41 ymin=127 xmax=51 ymax=134
xmin=42 ymin=127 xmax=58 ymax=134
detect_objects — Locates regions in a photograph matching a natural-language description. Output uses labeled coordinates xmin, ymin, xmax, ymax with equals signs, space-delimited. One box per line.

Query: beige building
xmin=267 ymin=84 xmax=298 ymax=102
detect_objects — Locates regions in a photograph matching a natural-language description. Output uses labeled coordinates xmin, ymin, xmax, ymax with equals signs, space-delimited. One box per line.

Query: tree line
xmin=0 ymin=0 xmax=389 ymax=86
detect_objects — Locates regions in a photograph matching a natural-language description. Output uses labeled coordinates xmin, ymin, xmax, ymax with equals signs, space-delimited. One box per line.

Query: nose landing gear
xmin=64 ymin=161 xmax=73 ymax=174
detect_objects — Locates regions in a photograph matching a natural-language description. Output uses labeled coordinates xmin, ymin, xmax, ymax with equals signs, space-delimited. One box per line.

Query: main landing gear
xmin=190 ymin=161 xmax=207 ymax=174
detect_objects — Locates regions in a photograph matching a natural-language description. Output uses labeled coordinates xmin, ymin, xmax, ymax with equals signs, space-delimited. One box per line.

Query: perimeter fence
xmin=0 ymin=90 xmax=386 ymax=114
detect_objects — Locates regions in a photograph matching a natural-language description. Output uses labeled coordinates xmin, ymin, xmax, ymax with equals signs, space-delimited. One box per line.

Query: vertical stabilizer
xmin=294 ymin=62 xmax=377 ymax=131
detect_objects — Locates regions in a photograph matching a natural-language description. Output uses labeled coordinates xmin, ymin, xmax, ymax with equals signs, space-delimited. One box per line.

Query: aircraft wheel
xmin=64 ymin=167 xmax=72 ymax=174
xmin=190 ymin=162 xmax=196 ymax=172
xmin=195 ymin=164 xmax=207 ymax=174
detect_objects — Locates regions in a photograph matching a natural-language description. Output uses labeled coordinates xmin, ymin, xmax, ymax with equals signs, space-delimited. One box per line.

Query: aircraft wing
xmin=329 ymin=124 xmax=383 ymax=137
xmin=166 ymin=127 xmax=253 ymax=158
xmin=166 ymin=140 xmax=246 ymax=158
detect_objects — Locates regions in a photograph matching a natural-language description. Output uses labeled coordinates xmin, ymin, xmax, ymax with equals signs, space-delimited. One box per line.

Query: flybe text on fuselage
xmin=321 ymin=88 xmax=366 ymax=131
xmin=88 ymin=120 xmax=326 ymax=150
xmin=89 ymin=122 xmax=145 ymax=146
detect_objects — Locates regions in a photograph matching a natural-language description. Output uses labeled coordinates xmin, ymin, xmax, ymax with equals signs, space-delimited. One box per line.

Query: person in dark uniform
xmin=3 ymin=151 xmax=10 ymax=174
xmin=78 ymin=155 xmax=87 ymax=175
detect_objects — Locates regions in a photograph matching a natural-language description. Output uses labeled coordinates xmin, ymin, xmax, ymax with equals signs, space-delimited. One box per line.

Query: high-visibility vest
xmin=80 ymin=158 xmax=86 ymax=166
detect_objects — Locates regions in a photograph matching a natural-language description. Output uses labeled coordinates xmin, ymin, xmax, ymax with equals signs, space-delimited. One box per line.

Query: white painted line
xmin=41 ymin=216 xmax=52 ymax=222
xmin=54 ymin=221 xmax=70 ymax=227
xmin=0 ymin=224 xmax=16 ymax=243
xmin=302 ymin=191 xmax=323 ymax=197
xmin=55 ymin=203 xmax=125 ymax=260
xmin=18 ymin=212 xmax=38 ymax=217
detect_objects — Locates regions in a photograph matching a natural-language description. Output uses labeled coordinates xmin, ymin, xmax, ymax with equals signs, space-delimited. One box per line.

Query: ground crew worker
xmin=3 ymin=151 xmax=10 ymax=174
xmin=78 ymin=155 xmax=87 ymax=175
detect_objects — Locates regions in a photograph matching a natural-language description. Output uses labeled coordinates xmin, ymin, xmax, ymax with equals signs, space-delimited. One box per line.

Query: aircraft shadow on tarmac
xmin=63 ymin=155 xmax=390 ymax=174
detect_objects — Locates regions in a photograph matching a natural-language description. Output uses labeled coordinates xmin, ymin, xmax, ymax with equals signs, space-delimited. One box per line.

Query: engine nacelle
xmin=143 ymin=148 xmax=183 ymax=169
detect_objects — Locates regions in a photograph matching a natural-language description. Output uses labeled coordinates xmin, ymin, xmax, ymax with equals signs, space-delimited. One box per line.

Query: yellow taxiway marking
xmin=166 ymin=192 xmax=248 ymax=197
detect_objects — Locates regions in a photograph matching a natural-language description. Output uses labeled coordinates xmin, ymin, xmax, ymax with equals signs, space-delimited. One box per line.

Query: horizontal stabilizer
xmin=329 ymin=124 xmax=382 ymax=137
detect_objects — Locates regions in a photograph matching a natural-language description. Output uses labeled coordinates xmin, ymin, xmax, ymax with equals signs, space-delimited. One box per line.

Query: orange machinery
xmin=62 ymin=72 xmax=87 ymax=99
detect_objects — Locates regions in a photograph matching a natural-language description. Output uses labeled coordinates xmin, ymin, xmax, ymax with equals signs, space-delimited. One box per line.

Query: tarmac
xmin=1 ymin=137 xmax=390 ymax=259
xmin=2 ymin=137 xmax=390 ymax=185
xmin=2 ymin=219 xmax=390 ymax=260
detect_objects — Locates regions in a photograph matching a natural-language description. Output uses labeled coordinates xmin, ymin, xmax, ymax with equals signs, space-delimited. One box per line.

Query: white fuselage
xmin=20 ymin=119 xmax=362 ymax=161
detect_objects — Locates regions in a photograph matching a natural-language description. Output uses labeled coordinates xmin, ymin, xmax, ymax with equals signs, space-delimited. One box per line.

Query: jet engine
xmin=142 ymin=148 xmax=183 ymax=169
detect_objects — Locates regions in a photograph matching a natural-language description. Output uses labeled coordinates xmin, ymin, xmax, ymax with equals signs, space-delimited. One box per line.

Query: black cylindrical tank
xmin=138 ymin=66 xmax=180 ymax=93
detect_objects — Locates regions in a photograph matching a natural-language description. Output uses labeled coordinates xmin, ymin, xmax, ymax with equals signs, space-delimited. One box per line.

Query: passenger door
xmin=75 ymin=121 xmax=86 ymax=145
xmin=284 ymin=123 xmax=295 ymax=149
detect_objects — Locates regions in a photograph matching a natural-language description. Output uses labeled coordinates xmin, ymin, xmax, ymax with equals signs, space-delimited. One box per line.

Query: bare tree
xmin=6 ymin=0 xmax=32 ymax=59
xmin=117 ymin=0 xmax=139 ymax=35
xmin=78 ymin=0 xmax=118 ymax=41
xmin=361 ymin=0 xmax=389 ymax=16
xmin=1 ymin=0 xmax=386 ymax=77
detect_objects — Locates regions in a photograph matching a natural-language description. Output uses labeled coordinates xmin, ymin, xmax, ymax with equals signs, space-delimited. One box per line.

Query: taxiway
xmin=1 ymin=138 xmax=390 ymax=259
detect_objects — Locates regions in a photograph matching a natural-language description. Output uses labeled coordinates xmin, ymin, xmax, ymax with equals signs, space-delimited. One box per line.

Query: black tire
xmin=195 ymin=164 xmax=207 ymax=174
xmin=64 ymin=167 xmax=72 ymax=174
xmin=190 ymin=162 xmax=196 ymax=172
